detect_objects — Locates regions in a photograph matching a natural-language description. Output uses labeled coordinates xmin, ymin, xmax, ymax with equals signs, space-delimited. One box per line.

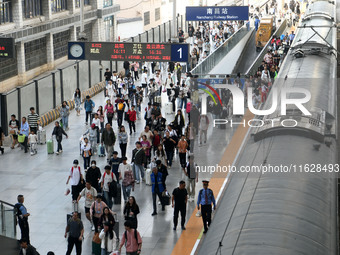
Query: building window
xmin=0 ymin=1 xmax=12 ymax=24
xmin=0 ymin=57 xmax=17 ymax=82
xmin=155 ymin=7 xmax=160 ymax=21
xmin=51 ymin=0 xmax=67 ymax=13
xmin=103 ymin=0 xmax=112 ymax=7
xmin=104 ymin=16 xmax=113 ymax=41
xmin=75 ymin=0 xmax=90 ymax=8
xmin=22 ymin=0 xmax=42 ymax=19
xmin=144 ymin=11 xmax=150 ymax=26
xmin=25 ymin=38 xmax=47 ymax=71
xmin=53 ymin=30 xmax=70 ymax=60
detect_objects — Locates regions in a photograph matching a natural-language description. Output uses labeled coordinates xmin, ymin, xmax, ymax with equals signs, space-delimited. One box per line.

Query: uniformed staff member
xmin=172 ymin=180 xmax=188 ymax=230
xmin=15 ymin=195 xmax=30 ymax=244
xmin=197 ymin=180 xmax=216 ymax=233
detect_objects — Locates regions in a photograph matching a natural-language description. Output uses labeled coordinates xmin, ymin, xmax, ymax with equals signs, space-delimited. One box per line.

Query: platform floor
xmin=0 ymin=72 xmax=236 ymax=255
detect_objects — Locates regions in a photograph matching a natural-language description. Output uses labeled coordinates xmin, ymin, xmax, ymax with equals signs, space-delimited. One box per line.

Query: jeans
xmin=134 ymin=164 xmax=144 ymax=182
xmin=166 ymin=150 xmax=174 ymax=167
xmin=62 ymin=116 xmax=69 ymax=129
xmin=120 ymin=143 xmax=127 ymax=158
xmin=103 ymin=190 xmax=113 ymax=209
xmin=122 ymin=185 xmax=132 ymax=201
xmin=180 ymin=97 xmax=187 ymax=109
xmin=85 ymin=111 xmax=92 ymax=123
xmin=66 ymin=236 xmax=82 ymax=255
xmin=90 ymin=139 xmax=97 ymax=154
xmin=83 ymin=156 xmax=91 ymax=170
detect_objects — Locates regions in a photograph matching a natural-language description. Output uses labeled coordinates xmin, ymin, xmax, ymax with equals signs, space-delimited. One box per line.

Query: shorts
xmin=85 ymin=207 xmax=90 ymax=214
xmin=142 ymin=83 xmax=147 ymax=88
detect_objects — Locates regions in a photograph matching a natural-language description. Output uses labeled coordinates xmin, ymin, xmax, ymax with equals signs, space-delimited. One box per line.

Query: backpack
xmin=118 ymin=102 xmax=124 ymax=111
xmin=124 ymin=229 xmax=140 ymax=246
xmin=103 ymin=172 xmax=117 ymax=197
xmin=14 ymin=203 xmax=22 ymax=218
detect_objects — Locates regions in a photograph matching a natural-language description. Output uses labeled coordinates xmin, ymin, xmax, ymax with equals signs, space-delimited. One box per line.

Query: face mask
xmin=73 ymin=164 xmax=78 ymax=167
xmin=91 ymin=164 xmax=96 ymax=167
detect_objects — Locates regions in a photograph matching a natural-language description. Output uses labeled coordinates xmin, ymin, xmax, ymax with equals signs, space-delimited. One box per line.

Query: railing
xmin=191 ymin=22 xmax=250 ymax=75
xmin=0 ymin=1 xmax=12 ymax=24
xmin=0 ymin=200 xmax=16 ymax=239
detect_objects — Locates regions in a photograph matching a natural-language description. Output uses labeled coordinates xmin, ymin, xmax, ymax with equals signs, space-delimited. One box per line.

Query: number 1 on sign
xmin=177 ymin=48 xmax=182 ymax=59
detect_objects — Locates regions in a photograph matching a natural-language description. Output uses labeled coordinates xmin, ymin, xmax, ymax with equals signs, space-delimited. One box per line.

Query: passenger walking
xmin=98 ymin=207 xmax=116 ymax=231
xmin=92 ymin=113 xmax=101 ymax=144
xmin=184 ymin=155 xmax=198 ymax=202
xmin=104 ymin=99 xmax=114 ymax=126
xmin=66 ymin=160 xmax=84 ymax=201
xmin=163 ymin=131 xmax=176 ymax=168
xmin=19 ymin=117 xmax=29 ymax=153
xmin=84 ymin=95 xmax=95 ymax=125
xmin=27 ymin=107 xmax=39 ymax=134
xmin=172 ymin=181 xmax=188 ymax=230
xmin=178 ymin=135 xmax=188 ymax=168
xmin=123 ymin=196 xmax=139 ymax=229
xmin=199 ymin=114 xmax=209 ymax=144
xmin=131 ymin=141 xmax=146 ymax=184
xmin=109 ymin=151 xmax=121 ymax=183
xmin=90 ymin=195 xmax=109 ymax=233
xmin=28 ymin=130 xmax=38 ymax=155
xmin=85 ymin=124 xmax=97 ymax=154
xmin=15 ymin=195 xmax=30 ymax=244
xmin=101 ymin=123 xmax=116 ymax=162
xmin=197 ymin=180 xmax=216 ymax=234
xmin=97 ymin=106 xmax=105 ymax=134
xmin=65 ymin=211 xmax=84 ymax=255
xmin=101 ymin=165 xmax=117 ymax=209
xmin=59 ymin=101 xmax=70 ymax=130
xmin=151 ymin=167 xmax=166 ymax=215
xmin=9 ymin=114 xmax=19 ymax=149
xmin=77 ymin=181 xmax=97 ymax=229
xmin=115 ymin=95 xmax=126 ymax=127
xmin=52 ymin=121 xmax=68 ymax=154
xmin=99 ymin=222 xmax=118 ymax=255
xmin=118 ymin=126 xmax=128 ymax=158
xmin=74 ymin=88 xmax=82 ymax=116
xmin=85 ymin=160 xmax=102 ymax=192
xmin=121 ymin=158 xmax=134 ymax=203
xmin=119 ymin=221 xmax=142 ymax=255
xmin=127 ymin=106 xmax=137 ymax=135
xmin=155 ymin=160 xmax=168 ymax=190
xmin=81 ymin=137 xmax=92 ymax=170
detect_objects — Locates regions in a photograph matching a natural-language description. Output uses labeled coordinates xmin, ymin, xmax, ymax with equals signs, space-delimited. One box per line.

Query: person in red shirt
xmin=152 ymin=130 xmax=161 ymax=155
xmin=127 ymin=105 xmax=137 ymax=135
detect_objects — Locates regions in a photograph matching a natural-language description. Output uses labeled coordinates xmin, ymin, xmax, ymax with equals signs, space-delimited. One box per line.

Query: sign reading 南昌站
xmin=186 ymin=6 xmax=249 ymax=21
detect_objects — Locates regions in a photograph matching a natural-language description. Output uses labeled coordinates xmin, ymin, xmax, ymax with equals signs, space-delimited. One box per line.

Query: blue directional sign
xmin=171 ymin=44 xmax=189 ymax=62
xmin=186 ymin=6 xmax=249 ymax=21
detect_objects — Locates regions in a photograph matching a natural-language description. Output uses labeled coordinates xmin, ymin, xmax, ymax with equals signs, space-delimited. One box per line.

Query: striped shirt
xmin=27 ymin=113 xmax=39 ymax=128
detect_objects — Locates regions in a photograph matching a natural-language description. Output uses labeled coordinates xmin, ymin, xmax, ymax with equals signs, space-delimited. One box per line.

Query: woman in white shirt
xmin=164 ymin=73 xmax=174 ymax=101
xmin=81 ymin=137 xmax=92 ymax=170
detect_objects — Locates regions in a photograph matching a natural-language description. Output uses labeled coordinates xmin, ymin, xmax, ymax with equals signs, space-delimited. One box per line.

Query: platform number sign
xmin=171 ymin=44 xmax=189 ymax=62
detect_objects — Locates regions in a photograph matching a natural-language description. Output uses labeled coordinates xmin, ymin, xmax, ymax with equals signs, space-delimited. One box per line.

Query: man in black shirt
xmin=163 ymin=131 xmax=176 ymax=168
xmin=104 ymin=68 xmax=112 ymax=97
xmin=85 ymin=160 xmax=102 ymax=191
xmin=172 ymin=180 xmax=188 ymax=230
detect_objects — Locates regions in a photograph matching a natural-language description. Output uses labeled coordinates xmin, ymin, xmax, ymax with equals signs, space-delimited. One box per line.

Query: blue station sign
xmin=186 ymin=6 xmax=249 ymax=21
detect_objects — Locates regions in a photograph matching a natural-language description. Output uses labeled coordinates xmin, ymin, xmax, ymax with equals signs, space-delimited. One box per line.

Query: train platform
xmin=0 ymin=74 xmax=237 ymax=255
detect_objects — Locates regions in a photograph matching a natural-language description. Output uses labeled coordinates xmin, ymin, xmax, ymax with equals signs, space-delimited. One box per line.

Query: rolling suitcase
xmin=37 ymin=130 xmax=46 ymax=144
xmin=47 ymin=138 xmax=54 ymax=154
xmin=145 ymin=168 xmax=152 ymax=185
xmin=114 ymin=183 xmax=121 ymax=204
xmin=66 ymin=202 xmax=81 ymax=223
xmin=164 ymin=102 xmax=173 ymax=115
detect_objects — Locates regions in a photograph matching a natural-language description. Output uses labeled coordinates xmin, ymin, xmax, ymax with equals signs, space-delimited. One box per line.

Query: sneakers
xmin=91 ymin=225 xmax=95 ymax=231
xmin=151 ymin=212 xmax=157 ymax=216
xmin=136 ymin=181 xmax=140 ymax=184
xmin=56 ymin=151 xmax=59 ymax=155
xmin=59 ymin=150 xmax=63 ymax=153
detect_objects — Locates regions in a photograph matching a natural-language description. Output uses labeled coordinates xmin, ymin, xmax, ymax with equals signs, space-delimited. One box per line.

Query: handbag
xmin=92 ymin=232 xmax=101 ymax=244
xmin=162 ymin=191 xmax=171 ymax=206
xmin=18 ymin=134 xmax=26 ymax=143
xmin=107 ymin=112 xmax=113 ymax=118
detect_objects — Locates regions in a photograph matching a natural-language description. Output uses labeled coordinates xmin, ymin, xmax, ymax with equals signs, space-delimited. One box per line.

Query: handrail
xmin=245 ymin=19 xmax=287 ymax=75
xmin=0 ymin=200 xmax=15 ymax=208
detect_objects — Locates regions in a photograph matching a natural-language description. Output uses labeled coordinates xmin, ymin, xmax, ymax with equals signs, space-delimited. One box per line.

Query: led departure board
xmin=0 ymin=38 xmax=15 ymax=58
xmin=68 ymin=42 xmax=189 ymax=62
